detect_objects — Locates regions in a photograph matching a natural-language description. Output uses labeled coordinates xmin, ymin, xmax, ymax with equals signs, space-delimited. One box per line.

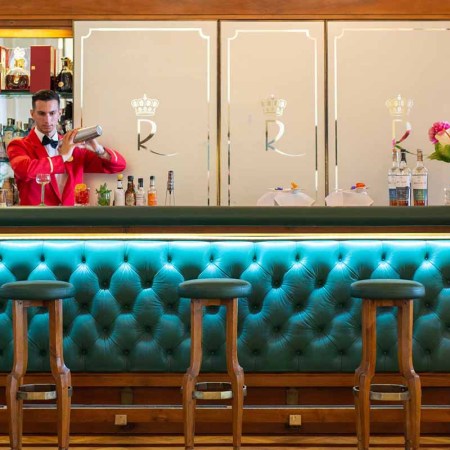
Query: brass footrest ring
xmin=353 ymin=384 xmax=409 ymax=401
xmin=17 ymin=384 xmax=73 ymax=400
xmin=193 ymin=382 xmax=247 ymax=400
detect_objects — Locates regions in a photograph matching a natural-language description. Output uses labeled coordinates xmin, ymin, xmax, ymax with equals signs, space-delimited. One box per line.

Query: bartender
xmin=7 ymin=89 xmax=126 ymax=206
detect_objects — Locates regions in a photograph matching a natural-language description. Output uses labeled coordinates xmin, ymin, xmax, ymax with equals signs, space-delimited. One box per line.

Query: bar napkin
xmin=325 ymin=189 xmax=374 ymax=206
xmin=257 ymin=189 xmax=315 ymax=206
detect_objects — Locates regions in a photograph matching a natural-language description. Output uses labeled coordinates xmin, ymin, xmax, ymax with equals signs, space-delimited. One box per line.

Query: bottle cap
xmin=128 ymin=175 xmax=134 ymax=181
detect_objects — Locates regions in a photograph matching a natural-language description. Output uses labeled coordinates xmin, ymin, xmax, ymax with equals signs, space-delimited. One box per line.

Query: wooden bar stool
xmin=178 ymin=278 xmax=252 ymax=450
xmin=0 ymin=280 xmax=75 ymax=450
xmin=351 ymin=279 xmax=425 ymax=450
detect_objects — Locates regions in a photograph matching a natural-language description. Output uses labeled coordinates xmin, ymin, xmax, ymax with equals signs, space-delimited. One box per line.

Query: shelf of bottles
xmin=0 ymin=36 xmax=74 ymax=205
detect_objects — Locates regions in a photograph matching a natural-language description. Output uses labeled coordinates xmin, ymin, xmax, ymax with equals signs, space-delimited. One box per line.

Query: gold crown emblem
xmin=261 ymin=95 xmax=287 ymax=117
xmin=131 ymin=94 xmax=159 ymax=117
xmin=385 ymin=94 xmax=413 ymax=118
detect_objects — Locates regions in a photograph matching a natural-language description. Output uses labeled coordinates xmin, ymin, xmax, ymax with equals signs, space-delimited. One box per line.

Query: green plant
xmin=96 ymin=183 xmax=111 ymax=206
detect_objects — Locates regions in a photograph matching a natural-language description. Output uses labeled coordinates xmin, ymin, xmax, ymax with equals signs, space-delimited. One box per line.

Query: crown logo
xmin=131 ymin=94 xmax=159 ymax=117
xmin=262 ymin=95 xmax=287 ymax=117
xmin=385 ymin=94 xmax=413 ymax=118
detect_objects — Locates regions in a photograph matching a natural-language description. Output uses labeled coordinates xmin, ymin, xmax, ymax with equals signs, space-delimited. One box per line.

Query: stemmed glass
xmin=36 ymin=173 xmax=50 ymax=206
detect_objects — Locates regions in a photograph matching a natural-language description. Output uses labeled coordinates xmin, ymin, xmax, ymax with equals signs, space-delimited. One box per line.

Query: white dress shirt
xmin=34 ymin=128 xmax=69 ymax=197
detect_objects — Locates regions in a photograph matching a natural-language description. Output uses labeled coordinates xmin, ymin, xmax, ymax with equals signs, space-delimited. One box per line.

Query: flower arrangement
xmin=428 ymin=121 xmax=450 ymax=163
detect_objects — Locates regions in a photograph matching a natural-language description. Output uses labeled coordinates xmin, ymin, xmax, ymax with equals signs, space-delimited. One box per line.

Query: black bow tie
xmin=42 ymin=135 xmax=58 ymax=149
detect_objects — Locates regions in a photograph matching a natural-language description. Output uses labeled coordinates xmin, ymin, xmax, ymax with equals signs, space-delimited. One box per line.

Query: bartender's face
xmin=30 ymin=100 xmax=61 ymax=137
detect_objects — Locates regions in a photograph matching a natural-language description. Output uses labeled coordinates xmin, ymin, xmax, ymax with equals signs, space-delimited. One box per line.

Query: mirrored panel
xmin=221 ymin=21 xmax=325 ymax=206
xmin=328 ymin=21 xmax=450 ymax=206
xmin=74 ymin=21 xmax=217 ymax=205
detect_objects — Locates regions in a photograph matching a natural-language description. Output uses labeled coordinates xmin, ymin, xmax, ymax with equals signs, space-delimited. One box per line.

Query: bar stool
xmin=351 ymin=279 xmax=425 ymax=450
xmin=0 ymin=280 xmax=75 ymax=450
xmin=178 ymin=278 xmax=252 ymax=450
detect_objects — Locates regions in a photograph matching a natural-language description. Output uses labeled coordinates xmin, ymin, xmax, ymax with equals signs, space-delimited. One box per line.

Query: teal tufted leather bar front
xmin=0 ymin=239 xmax=448 ymax=374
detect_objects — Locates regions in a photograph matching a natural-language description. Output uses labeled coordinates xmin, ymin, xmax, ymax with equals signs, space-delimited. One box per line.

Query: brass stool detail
xmin=0 ymin=280 xmax=75 ymax=450
xmin=351 ymin=279 xmax=425 ymax=450
xmin=178 ymin=278 xmax=252 ymax=450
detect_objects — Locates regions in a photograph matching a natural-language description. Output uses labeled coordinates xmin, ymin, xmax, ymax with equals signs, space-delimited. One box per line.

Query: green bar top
xmin=0 ymin=206 xmax=448 ymax=229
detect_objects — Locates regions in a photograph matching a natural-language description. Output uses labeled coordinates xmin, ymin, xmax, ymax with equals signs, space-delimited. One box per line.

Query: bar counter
xmin=0 ymin=205 xmax=449 ymax=236
xmin=0 ymin=205 xmax=449 ymax=434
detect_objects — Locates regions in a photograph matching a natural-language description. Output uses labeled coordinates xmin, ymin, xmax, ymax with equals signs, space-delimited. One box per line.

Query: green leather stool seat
xmin=0 ymin=281 xmax=75 ymax=301
xmin=178 ymin=278 xmax=251 ymax=299
xmin=351 ymin=279 xmax=425 ymax=300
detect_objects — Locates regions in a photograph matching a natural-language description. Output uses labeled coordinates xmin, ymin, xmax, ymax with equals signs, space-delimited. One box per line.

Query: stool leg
xmin=226 ymin=297 xmax=244 ymax=450
xmin=398 ymin=300 xmax=421 ymax=450
xmin=354 ymin=300 xmax=377 ymax=450
xmin=49 ymin=300 xmax=72 ymax=450
xmin=183 ymin=300 xmax=203 ymax=450
xmin=7 ymin=301 xmax=28 ymax=450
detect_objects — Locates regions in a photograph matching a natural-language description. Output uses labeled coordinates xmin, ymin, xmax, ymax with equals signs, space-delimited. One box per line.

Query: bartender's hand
xmin=58 ymin=129 xmax=77 ymax=159
xmin=85 ymin=138 xmax=111 ymax=160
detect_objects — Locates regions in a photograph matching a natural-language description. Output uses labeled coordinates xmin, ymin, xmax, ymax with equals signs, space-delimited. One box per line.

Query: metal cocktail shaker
xmin=73 ymin=125 xmax=103 ymax=143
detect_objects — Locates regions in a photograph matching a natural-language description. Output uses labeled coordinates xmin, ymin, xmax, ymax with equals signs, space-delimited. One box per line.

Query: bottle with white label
xmin=396 ymin=150 xmax=411 ymax=207
xmin=114 ymin=173 xmax=125 ymax=206
xmin=136 ymin=177 xmax=146 ymax=206
xmin=412 ymin=149 xmax=428 ymax=206
xmin=388 ymin=148 xmax=400 ymax=206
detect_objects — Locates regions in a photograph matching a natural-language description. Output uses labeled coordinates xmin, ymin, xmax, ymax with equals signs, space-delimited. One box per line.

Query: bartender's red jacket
xmin=7 ymin=128 xmax=126 ymax=206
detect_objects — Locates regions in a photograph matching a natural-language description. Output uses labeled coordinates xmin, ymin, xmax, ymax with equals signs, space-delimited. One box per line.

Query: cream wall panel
xmin=74 ymin=21 xmax=217 ymax=205
xmin=221 ymin=22 xmax=325 ymax=206
xmin=328 ymin=21 xmax=450 ymax=206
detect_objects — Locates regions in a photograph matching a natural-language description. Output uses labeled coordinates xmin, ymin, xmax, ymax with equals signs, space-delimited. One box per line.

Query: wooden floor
xmin=0 ymin=435 xmax=449 ymax=449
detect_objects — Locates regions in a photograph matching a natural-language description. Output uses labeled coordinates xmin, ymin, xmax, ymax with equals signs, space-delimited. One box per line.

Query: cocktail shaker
xmin=73 ymin=125 xmax=103 ymax=143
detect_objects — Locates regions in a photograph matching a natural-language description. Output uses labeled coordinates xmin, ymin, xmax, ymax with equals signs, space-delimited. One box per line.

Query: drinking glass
xmin=36 ymin=173 xmax=50 ymax=206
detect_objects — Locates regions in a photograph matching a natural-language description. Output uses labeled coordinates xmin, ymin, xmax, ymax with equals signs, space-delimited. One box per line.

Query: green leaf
xmin=431 ymin=143 xmax=450 ymax=163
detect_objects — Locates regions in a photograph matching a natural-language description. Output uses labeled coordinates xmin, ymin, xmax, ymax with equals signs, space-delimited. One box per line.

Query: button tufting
xmin=424 ymin=254 xmax=429 ymax=260
xmin=81 ymin=257 xmax=86 ymax=263
xmin=166 ymin=349 xmax=173 ymax=355
xmin=252 ymin=349 xmax=259 ymax=356
xmin=426 ymin=349 xmax=431 ymax=355
xmin=81 ymin=349 xmax=87 ymax=355
xmin=102 ymin=281 xmax=109 ymax=288
xmin=167 ymin=256 xmax=172 ymax=263
xmin=123 ymin=257 xmax=128 ymax=262
xmin=210 ymin=350 xmax=216 ymax=356
xmin=296 ymin=350 xmax=302 ymax=356
xmin=145 ymin=326 xmax=152 ymax=333
xmin=123 ymin=349 xmax=130 ymax=355
xmin=273 ymin=326 xmax=281 ymax=332
xmin=103 ymin=327 xmax=109 ymax=333
xmin=40 ymin=256 xmax=45 ymax=262
xmin=253 ymin=256 xmax=257 ymax=262
xmin=40 ymin=349 xmax=46 ymax=356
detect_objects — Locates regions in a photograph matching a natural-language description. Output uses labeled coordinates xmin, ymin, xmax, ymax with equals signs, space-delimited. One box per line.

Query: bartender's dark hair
xmin=32 ymin=90 xmax=60 ymax=110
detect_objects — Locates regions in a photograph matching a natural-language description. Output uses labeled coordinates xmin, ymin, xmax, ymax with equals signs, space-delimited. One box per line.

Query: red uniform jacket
xmin=7 ymin=129 xmax=126 ymax=206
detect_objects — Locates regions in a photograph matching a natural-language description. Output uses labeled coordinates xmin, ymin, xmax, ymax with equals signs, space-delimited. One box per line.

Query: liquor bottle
xmin=396 ymin=150 xmax=411 ymax=207
xmin=55 ymin=57 xmax=73 ymax=93
xmin=147 ymin=175 xmax=158 ymax=206
xmin=412 ymin=149 xmax=428 ymax=206
xmin=5 ymin=48 xmax=30 ymax=91
xmin=2 ymin=178 xmax=14 ymax=206
xmin=13 ymin=121 xmax=25 ymax=139
xmin=388 ymin=148 xmax=400 ymax=206
xmin=125 ymin=175 xmax=136 ymax=206
xmin=3 ymin=118 xmax=15 ymax=149
xmin=0 ymin=125 xmax=6 ymax=159
xmin=136 ymin=178 xmax=146 ymax=206
xmin=165 ymin=170 xmax=175 ymax=206
xmin=114 ymin=173 xmax=125 ymax=206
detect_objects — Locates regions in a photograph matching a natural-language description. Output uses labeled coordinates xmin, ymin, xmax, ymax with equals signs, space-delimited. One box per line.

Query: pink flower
xmin=429 ymin=121 xmax=450 ymax=144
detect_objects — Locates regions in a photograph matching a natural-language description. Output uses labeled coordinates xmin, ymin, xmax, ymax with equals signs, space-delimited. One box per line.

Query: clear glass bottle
xmin=136 ymin=177 xmax=146 ymax=206
xmin=125 ymin=175 xmax=136 ymax=206
xmin=114 ymin=173 xmax=125 ymax=206
xmin=388 ymin=148 xmax=400 ymax=206
xmin=165 ymin=170 xmax=175 ymax=206
xmin=5 ymin=48 xmax=30 ymax=91
xmin=3 ymin=118 xmax=15 ymax=150
xmin=13 ymin=121 xmax=25 ymax=138
xmin=0 ymin=124 xmax=7 ymax=159
xmin=147 ymin=175 xmax=158 ymax=206
xmin=412 ymin=149 xmax=428 ymax=206
xmin=396 ymin=150 xmax=411 ymax=207
xmin=56 ymin=57 xmax=73 ymax=93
